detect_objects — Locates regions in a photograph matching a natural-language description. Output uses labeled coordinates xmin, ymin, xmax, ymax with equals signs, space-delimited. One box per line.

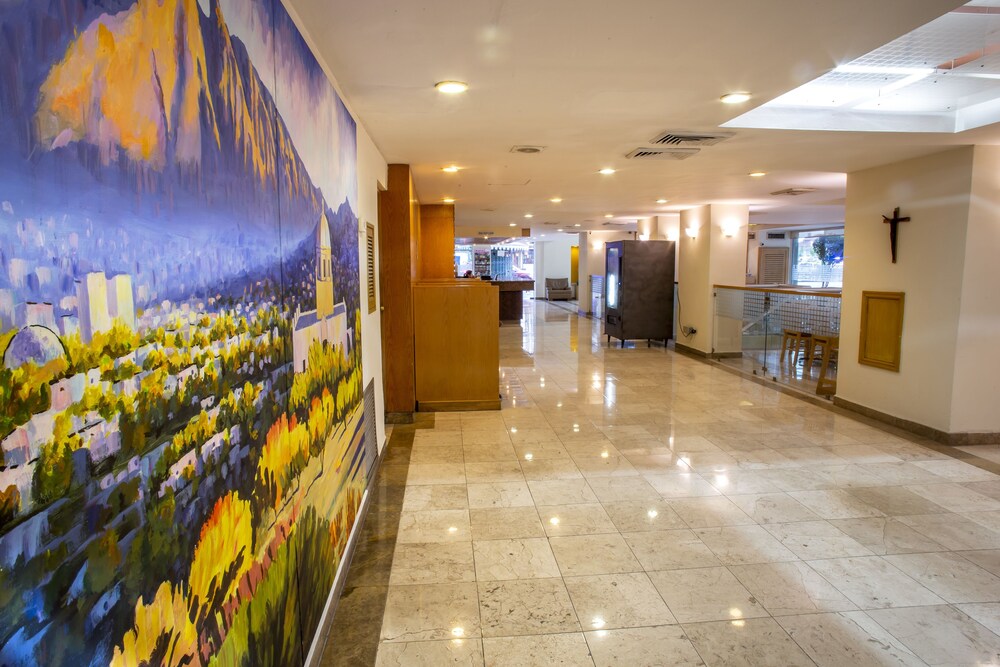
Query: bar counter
xmin=491 ymin=280 xmax=534 ymax=323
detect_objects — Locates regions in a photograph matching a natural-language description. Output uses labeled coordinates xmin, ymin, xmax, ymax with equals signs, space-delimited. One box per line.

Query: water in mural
xmin=0 ymin=0 xmax=366 ymax=663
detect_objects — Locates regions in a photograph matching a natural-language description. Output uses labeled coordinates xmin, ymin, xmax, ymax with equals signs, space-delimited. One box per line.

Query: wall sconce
xmin=685 ymin=227 xmax=698 ymax=239
xmin=722 ymin=223 xmax=739 ymax=238
xmin=592 ymin=241 xmax=603 ymax=251
xmin=638 ymin=233 xmax=649 ymax=241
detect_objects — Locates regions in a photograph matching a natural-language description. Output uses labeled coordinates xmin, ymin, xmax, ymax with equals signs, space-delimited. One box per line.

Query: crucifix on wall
xmin=882 ymin=206 xmax=910 ymax=263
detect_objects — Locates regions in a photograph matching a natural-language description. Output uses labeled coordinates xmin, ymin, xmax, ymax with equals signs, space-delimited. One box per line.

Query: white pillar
xmin=676 ymin=204 xmax=749 ymax=355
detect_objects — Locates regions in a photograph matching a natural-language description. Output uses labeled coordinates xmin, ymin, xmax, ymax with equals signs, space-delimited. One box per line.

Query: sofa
xmin=545 ymin=278 xmax=574 ymax=301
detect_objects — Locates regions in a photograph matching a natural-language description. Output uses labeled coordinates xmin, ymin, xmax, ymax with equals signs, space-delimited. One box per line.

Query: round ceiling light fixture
xmin=720 ymin=92 xmax=752 ymax=104
xmin=598 ymin=168 xmax=616 ymax=175
xmin=442 ymin=197 xmax=456 ymax=203
xmin=574 ymin=223 xmax=581 ymax=227
xmin=604 ymin=213 xmax=614 ymax=219
xmin=442 ymin=165 xmax=460 ymax=173
xmin=749 ymin=171 xmax=767 ymax=177
xmin=435 ymin=80 xmax=469 ymax=94
xmin=656 ymin=198 xmax=668 ymax=204
xmin=524 ymin=213 xmax=534 ymax=218
xmin=509 ymin=222 xmax=517 ymax=227
xmin=550 ymin=197 xmax=563 ymax=203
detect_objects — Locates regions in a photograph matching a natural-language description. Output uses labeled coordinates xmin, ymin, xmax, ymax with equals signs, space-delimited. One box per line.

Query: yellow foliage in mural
xmin=111 ymin=582 xmax=199 ymax=667
xmin=188 ymin=493 xmax=253 ymax=611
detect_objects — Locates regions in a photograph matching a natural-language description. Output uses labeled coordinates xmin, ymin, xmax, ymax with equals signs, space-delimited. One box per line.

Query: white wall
xmin=577 ymin=230 xmax=634 ymax=312
xmin=746 ymin=229 xmax=791 ymax=284
xmin=533 ymin=235 xmax=577 ymax=295
xmin=677 ymin=205 xmax=748 ymax=354
xmin=838 ymin=147 xmax=972 ymax=433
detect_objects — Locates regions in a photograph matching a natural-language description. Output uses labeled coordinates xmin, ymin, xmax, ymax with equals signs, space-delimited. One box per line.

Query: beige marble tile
xmin=883 ymin=551 xmax=1000 ymax=603
xmin=473 ymin=538 xmax=562 ymax=581
xmin=682 ymin=618 xmax=814 ymax=667
xmin=409 ymin=445 xmax=464 ymax=464
xmin=381 ymin=583 xmax=481 ymax=643
xmin=956 ymin=602 xmax=1000 ymax=636
xmin=527 ymin=478 xmax=598 ymax=505
xmin=584 ymin=476 xmax=661 ymax=503
xmin=406 ymin=463 xmax=468 ymax=486
xmin=805 ymin=556 xmax=945 ymax=609
xmin=828 ymin=517 xmax=945 ymax=555
xmin=514 ymin=442 xmax=572 ymax=461
xmin=481 ymin=633 xmax=594 ymax=667
xmin=786 ymin=489 xmax=885 ymax=519
xmin=462 ymin=430 xmax=512 ymax=447
xmin=375 ymin=639 xmax=484 ymax=666
xmin=478 ymin=578 xmax=581 ymax=637
xmin=565 ymin=572 xmax=676 ymax=630
xmin=705 ymin=471 xmax=783 ymax=495
xmin=867 ymin=604 xmax=1000 ymax=666
xmin=601 ymin=499 xmax=687 ymax=533
xmin=898 ymin=512 xmax=1000 ymax=550
xmin=764 ymin=520 xmax=873 ymax=559
xmin=694 ymin=525 xmax=799 ymax=565
xmin=549 ymin=533 xmax=642 ymax=576
xmin=463 ymin=444 xmax=519 ymax=463
xmin=648 ymin=566 xmax=767 ymax=624
xmin=469 ymin=507 xmax=544 ymax=540
xmin=390 ymin=542 xmax=476 ymax=585
xmin=465 ymin=461 xmax=525 ymax=483
xmin=520 ymin=458 xmax=582 ymax=481
xmin=912 ymin=458 xmax=999 ymax=482
xmin=776 ymin=611 xmax=925 ymax=667
xmin=397 ymin=509 xmax=472 ymax=544
xmin=726 ymin=493 xmax=821 ymax=524
xmin=668 ymin=496 xmax=755 ymax=528
xmin=958 ymin=549 xmax=1000 ymax=577
xmin=538 ymin=503 xmax=618 ymax=536
xmin=845 ymin=486 xmax=948 ymax=516
xmin=467 ymin=481 xmax=534 ymax=509
xmin=729 ymin=561 xmax=857 ymax=616
xmin=573 ymin=455 xmax=639 ymax=478
xmin=412 ymin=432 xmax=464 ymax=448
xmin=403 ymin=484 xmax=470 ymax=512
xmin=584 ymin=626 xmax=704 ymax=667
xmin=906 ymin=482 xmax=1000 ymax=512
xmin=644 ymin=473 xmax=723 ymax=499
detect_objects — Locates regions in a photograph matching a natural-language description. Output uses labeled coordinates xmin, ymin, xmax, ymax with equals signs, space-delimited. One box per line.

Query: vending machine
xmin=604 ymin=240 xmax=675 ymax=347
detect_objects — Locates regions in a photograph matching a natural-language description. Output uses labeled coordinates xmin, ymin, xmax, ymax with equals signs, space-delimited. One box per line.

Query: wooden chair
xmin=780 ymin=329 xmax=811 ymax=364
xmin=815 ymin=336 xmax=839 ymax=396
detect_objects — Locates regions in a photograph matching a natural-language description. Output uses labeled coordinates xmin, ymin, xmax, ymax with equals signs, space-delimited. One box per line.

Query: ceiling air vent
xmin=649 ymin=130 xmax=734 ymax=146
xmin=510 ymin=145 xmax=545 ymax=154
xmin=770 ymin=187 xmax=816 ymax=196
xmin=767 ymin=232 xmax=787 ymax=240
xmin=625 ymin=147 xmax=700 ymax=161
xmin=602 ymin=220 xmax=631 ymax=226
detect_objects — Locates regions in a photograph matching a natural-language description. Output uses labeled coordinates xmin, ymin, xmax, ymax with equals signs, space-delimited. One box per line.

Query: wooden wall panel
xmin=418 ymin=204 xmax=456 ymax=279
xmin=413 ymin=280 xmax=500 ymax=411
xmin=379 ymin=164 xmax=417 ymax=415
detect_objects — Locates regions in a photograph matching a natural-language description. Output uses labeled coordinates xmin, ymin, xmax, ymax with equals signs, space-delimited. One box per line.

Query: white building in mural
xmin=107 ymin=274 xmax=136 ymax=331
xmin=292 ymin=212 xmax=348 ymax=374
xmin=76 ymin=272 xmax=110 ymax=342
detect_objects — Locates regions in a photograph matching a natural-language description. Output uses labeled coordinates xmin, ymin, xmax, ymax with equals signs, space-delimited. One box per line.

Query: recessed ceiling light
xmin=442 ymin=165 xmax=460 ymax=173
xmin=604 ymin=214 xmax=614 ymax=219
xmin=509 ymin=223 xmax=517 ymax=227
xmin=524 ymin=213 xmax=533 ymax=218
xmin=749 ymin=171 xmax=767 ymax=177
xmin=598 ymin=168 xmax=616 ymax=175
xmin=574 ymin=223 xmax=581 ymax=227
xmin=656 ymin=198 xmax=668 ymax=204
xmin=442 ymin=197 xmax=455 ymax=203
xmin=550 ymin=197 xmax=563 ymax=203
xmin=721 ymin=92 xmax=752 ymax=104
xmin=435 ymin=80 xmax=468 ymax=94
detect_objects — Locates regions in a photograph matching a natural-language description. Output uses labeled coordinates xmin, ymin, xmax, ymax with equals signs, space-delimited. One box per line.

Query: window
xmin=791 ymin=228 xmax=844 ymax=288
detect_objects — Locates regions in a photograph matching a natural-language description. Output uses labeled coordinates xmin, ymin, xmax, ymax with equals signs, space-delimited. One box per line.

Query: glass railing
xmin=713 ymin=285 xmax=841 ymax=395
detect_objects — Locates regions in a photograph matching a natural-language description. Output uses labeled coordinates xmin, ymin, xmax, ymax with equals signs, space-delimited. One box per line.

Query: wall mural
xmin=0 ymin=0 xmax=367 ymax=663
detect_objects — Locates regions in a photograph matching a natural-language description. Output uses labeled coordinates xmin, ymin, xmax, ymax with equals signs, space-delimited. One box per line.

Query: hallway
xmin=322 ymin=300 xmax=1000 ymax=666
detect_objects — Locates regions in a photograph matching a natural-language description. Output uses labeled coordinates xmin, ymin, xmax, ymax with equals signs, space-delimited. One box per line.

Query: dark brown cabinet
xmin=604 ymin=240 xmax=676 ymax=346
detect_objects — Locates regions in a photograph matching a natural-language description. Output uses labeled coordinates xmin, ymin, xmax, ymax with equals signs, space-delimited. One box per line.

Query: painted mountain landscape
xmin=0 ymin=0 xmax=367 ymax=664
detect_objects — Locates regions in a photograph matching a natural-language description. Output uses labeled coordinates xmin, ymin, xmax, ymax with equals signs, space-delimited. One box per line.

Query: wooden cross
xmin=882 ymin=206 xmax=910 ymax=264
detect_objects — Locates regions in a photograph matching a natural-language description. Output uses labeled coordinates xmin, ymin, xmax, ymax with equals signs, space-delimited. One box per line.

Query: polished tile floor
xmin=325 ymin=300 xmax=1000 ymax=666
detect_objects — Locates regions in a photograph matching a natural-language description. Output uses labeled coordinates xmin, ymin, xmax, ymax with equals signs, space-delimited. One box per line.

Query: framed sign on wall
xmin=858 ymin=291 xmax=905 ymax=371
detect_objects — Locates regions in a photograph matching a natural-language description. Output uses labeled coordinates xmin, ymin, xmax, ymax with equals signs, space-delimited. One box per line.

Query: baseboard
xmin=833 ymin=397 xmax=1000 ymax=446
xmin=673 ymin=342 xmax=712 ymax=358
xmin=303 ymin=433 xmax=388 ymax=667
xmin=385 ymin=411 xmax=414 ymax=424
xmin=417 ymin=398 xmax=501 ymax=412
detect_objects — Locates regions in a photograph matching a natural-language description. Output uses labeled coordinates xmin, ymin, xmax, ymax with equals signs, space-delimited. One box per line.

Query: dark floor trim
xmin=834 ymin=397 xmax=1000 ymax=446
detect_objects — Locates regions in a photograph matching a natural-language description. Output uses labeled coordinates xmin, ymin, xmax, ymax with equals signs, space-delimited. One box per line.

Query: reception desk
xmin=491 ymin=280 xmax=534 ymax=323
xmin=413 ymin=280 xmax=500 ymax=411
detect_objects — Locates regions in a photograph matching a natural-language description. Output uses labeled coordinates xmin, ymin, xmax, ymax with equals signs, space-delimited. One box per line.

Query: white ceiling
xmin=286 ymin=0 xmax=1000 ymax=236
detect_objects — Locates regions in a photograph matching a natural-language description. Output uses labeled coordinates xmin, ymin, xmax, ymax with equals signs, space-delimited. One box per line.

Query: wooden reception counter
xmin=413 ymin=280 xmax=500 ymax=411
xmin=491 ymin=280 xmax=534 ymax=323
